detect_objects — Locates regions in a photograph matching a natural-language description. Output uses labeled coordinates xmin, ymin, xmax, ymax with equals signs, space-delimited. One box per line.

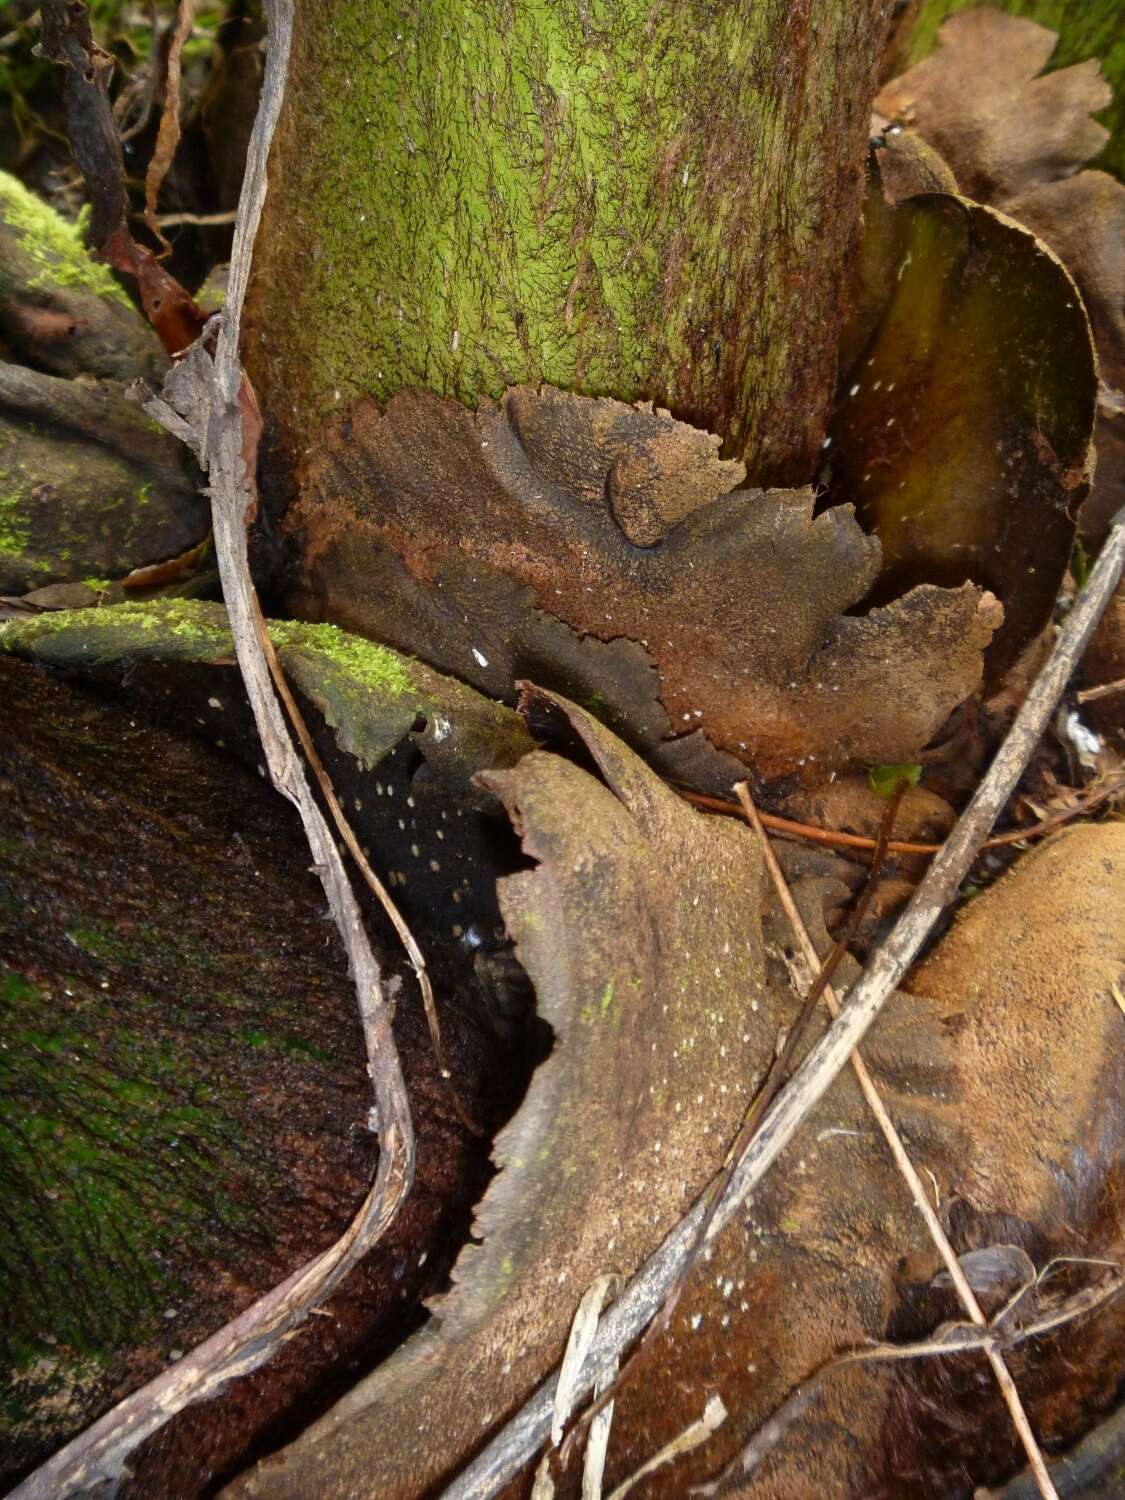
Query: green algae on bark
xmin=0 ymin=655 xmax=380 ymax=1482
xmin=247 ymin=0 xmax=891 ymax=484
xmin=0 ymin=597 xmax=533 ymax=775
xmin=0 ymin=597 xmax=535 ymax=951
xmin=0 ymin=363 xmax=207 ymax=595
xmin=0 ymin=172 xmax=164 ymax=383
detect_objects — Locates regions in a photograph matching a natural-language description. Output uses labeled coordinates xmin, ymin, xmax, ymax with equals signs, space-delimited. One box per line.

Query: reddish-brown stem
xmin=678 ymin=778 xmax=1123 ymax=856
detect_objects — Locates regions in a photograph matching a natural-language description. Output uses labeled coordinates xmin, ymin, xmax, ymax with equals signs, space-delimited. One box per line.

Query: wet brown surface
xmin=0 ymin=656 xmax=512 ymax=1496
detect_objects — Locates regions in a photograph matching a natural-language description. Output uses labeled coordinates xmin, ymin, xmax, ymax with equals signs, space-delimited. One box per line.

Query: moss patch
xmin=0 ymin=967 xmax=248 ymax=1359
xmin=248 ymin=0 xmax=890 ymax=482
xmin=0 ymin=487 xmax=31 ymax=561
xmin=0 ymin=170 xmax=132 ymax=308
xmin=270 ymin=618 xmax=417 ymax=697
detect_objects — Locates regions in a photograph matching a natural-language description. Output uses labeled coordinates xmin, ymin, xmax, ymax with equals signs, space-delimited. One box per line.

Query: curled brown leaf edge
xmin=440 ymin=509 xmax=1125 ymax=1500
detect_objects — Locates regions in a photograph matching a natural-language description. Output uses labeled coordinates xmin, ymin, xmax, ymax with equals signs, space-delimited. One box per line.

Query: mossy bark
xmin=0 ymin=656 xmax=493 ymax=1489
xmin=247 ymin=0 xmax=891 ymax=485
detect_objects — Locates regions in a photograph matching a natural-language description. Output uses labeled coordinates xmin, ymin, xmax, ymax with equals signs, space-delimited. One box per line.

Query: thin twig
xmin=254 ymin=600 xmax=483 ymax=1136
xmin=531 ymin=1274 xmax=622 ymax=1499
xmin=679 ymin=774 xmax=1124 ymax=856
xmin=442 ymin=508 xmax=1125 ymax=1500
xmin=607 ymin=1395 xmax=728 ymax=1500
xmin=1076 ymin=675 xmax=1125 ymax=704
xmin=145 ymin=207 xmax=240 ymax=227
xmin=737 ymin=785 xmax=1057 ymax=1500
xmin=11 ymin=3 xmax=416 ymax=1495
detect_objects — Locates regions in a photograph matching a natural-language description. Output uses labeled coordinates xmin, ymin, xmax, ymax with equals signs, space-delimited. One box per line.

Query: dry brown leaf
xmin=830 ymin=181 xmax=1096 ymax=673
xmin=904 ymin=823 xmax=1125 ymax=1231
xmin=875 ymin=9 xmax=1125 ymax=543
xmin=875 ymin=10 xmax=1110 ymax=206
xmin=292 ymin=384 xmax=1000 ymax=780
xmin=224 ymin=731 xmax=1125 ymax=1500
xmin=224 ymin=687 xmax=777 ymax=1499
xmin=1005 ymin=172 xmax=1125 ymax=380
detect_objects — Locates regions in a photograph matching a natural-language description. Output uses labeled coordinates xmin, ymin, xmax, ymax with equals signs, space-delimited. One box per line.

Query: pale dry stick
xmin=606 ymin=1395 xmax=728 ymax=1500
xmin=531 ymin=1274 xmax=621 ymax=1499
xmin=11 ymin=3 xmax=415 ymax=1496
xmin=254 ymin=605 xmax=483 ymax=1135
xmin=150 ymin=207 xmax=240 ymax=228
xmin=443 ymin=507 xmax=1125 ymax=1500
xmin=736 ymin=784 xmax=1058 ymax=1500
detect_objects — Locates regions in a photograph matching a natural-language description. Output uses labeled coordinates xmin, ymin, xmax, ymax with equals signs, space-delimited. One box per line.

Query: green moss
xmin=250 ymin=0 xmax=883 ymax=476
xmin=0 ymin=601 xmax=420 ymax=706
xmin=579 ymin=980 xmax=618 ymax=1026
xmin=65 ymin=921 xmax=137 ymax=963
xmin=236 ymin=1025 xmax=332 ymax=1062
xmin=0 ymin=487 xmax=31 ymax=561
xmin=0 ymin=971 xmax=252 ymax=1360
xmin=1 ymin=970 xmax=37 ymax=1003
xmin=0 ymin=170 xmax=132 ymax=309
xmin=271 ymin=618 xmax=417 ymax=697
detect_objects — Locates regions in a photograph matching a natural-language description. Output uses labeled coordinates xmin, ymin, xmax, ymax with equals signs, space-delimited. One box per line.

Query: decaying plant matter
xmin=293 ymin=385 xmax=1003 ymax=780
xmin=3 ymin=3 xmax=1125 ymax=1498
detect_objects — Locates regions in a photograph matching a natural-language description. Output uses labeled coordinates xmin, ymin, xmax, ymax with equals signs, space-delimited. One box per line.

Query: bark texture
xmin=247 ymin=0 xmax=892 ymax=484
xmin=0 ymin=656 xmax=495 ymax=1494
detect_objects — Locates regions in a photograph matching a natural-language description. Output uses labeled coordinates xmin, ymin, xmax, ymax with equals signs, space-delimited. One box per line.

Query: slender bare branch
xmin=1076 ymin=675 xmax=1125 ymax=704
xmin=679 ymin=772 xmax=1124 ymax=856
xmin=256 ymin=612 xmax=481 ymax=1135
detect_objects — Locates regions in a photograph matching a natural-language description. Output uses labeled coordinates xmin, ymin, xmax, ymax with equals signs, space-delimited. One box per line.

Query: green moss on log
xmin=0 ymin=171 xmax=132 ymax=308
